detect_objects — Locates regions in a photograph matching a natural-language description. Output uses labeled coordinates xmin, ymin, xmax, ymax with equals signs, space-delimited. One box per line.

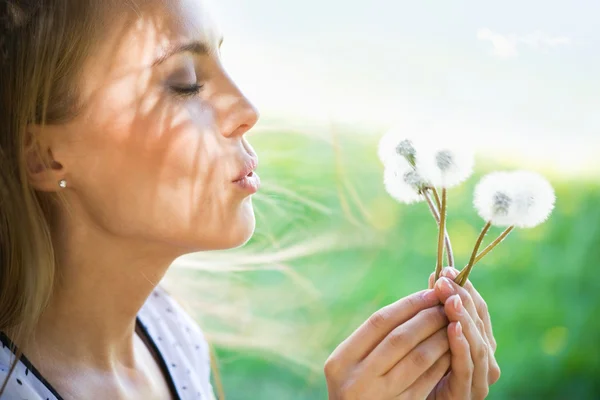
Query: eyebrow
xmin=152 ymin=38 xmax=223 ymax=66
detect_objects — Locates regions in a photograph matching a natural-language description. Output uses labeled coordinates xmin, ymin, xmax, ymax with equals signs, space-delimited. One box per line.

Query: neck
xmin=28 ymin=210 xmax=181 ymax=371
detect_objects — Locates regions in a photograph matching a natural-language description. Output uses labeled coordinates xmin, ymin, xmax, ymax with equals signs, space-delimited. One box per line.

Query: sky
xmin=208 ymin=0 xmax=599 ymax=176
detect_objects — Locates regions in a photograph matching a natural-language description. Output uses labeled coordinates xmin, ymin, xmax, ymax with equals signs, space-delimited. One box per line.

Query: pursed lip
xmin=232 ymin=156 xmax=259 ymax=182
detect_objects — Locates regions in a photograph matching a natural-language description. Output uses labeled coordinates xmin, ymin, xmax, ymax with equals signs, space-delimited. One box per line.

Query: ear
xmin=24 ymin=125 xmax=66 ymax=192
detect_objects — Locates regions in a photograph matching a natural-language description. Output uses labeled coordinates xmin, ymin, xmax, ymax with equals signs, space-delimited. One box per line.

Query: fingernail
xmin=436 ymin=277 xmax=455 ymax=295
xmin=421 ymin=289 xmax=438 ymax=302
xmin=455 ymin=321 xmax=463 ymax=336
xmin=442 ymin=267 xmax=458 ymax=279
xmin=452 ymin=295 xmax=463 ymax=311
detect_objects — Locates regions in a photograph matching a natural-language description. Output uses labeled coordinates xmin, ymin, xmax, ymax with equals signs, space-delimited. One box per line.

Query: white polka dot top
xmin=0 ymin=286 xmax=215 ymax=400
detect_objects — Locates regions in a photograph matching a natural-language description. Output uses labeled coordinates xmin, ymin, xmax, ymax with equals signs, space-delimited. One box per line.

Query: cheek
xmin=73 ymin=94 xmax=250 ymax=250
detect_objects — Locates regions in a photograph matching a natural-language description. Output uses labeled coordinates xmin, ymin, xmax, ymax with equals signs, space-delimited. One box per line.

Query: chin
xmin=180 ymin=198 xmax=256 ymax=252
xmin=226 ymin=221 xmax=255 ymax=249
xmin=230 ymin=202 xmax=256 ymax=248
xmin=211 ymin=200 xmax=256 ymax=250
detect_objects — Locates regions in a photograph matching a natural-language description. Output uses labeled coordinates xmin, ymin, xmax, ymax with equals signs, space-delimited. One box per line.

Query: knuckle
xmin=466 ymin=362 xmax=475 ymax=377
xmin=475 ymin=343 xmax=489 ymax=362
xmin=458 ymin=290 xmax=474 ymax=308
xmin=475 ymin=319 xmax=486 ymax=335
xmin=410 ymin=348 xmax=430 ymax=369
xmin=478 ymin=298 xmax=489 ymax=314
xmin=324 ymin=355 xmax=343 ymax=380
xmin=478 ymin=386 xmax=490 ymax=399
xmin=367 ymin=308 xmax=391 ymax=331
xmin=418 ymin=363 xmax=438 ymax=384
xmin=403 ymin=293 xmax=420 ymax=310
xmin=388 ymin=328 xmax=408 ymax=349
xmin=489 ymin=364 xmax=501 ymax=384
xmin=424 ymin=306 xmax=447 ymax=327
xmin=491 ymin=337 xmax=498 ymax=352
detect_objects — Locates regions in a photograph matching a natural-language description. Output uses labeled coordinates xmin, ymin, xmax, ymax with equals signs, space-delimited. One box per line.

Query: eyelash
xmin=170 ymin=84 xmax=204 ymax=97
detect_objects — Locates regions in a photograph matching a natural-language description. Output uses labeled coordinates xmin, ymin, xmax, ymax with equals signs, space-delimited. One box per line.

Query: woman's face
xmin=47 ymin=0 xmax=260 ymax=252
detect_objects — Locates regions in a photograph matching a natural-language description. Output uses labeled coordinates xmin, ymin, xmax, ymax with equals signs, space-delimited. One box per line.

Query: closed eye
xmin=170 ymin=84 xmax=204 ymax=97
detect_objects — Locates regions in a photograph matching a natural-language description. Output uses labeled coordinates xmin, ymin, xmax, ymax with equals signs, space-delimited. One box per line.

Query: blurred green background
xmin=169 ymin=126 xmax=600 ymax=399
xmin=170 ymin=1 xmax=600 ymax=397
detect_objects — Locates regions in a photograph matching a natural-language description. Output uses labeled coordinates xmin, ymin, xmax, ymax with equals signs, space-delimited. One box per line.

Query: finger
xmin=400 ymin=352 xmax=451 ymax=400
xmin=443 ymin=321 xmax=474 ymax=399
xmin=383 ymin=328 xmax=450 ymax=393
xmin=441 ymin=268 xmax=501 ymax=384
xmin=445 ymin=295 xmax=490 ymax=399
xmin=334 ymin=289 xmax=441 ymax=365
xmin=428 ymin=272 xmax=435 ymax=289
xmin=435 ymin=275 xmax=486 ymax=342
xmin=364 ymin=306 xmax=448 ymax=375
xmin=442 ymin=267 xmax=496 ymax=352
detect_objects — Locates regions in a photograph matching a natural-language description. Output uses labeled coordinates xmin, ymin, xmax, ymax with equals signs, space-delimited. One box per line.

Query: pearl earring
xmin=58 ymin=179 xmax=67 ymax=188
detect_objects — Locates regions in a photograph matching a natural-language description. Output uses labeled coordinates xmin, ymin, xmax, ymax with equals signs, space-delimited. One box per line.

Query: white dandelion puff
xmin=403 ymin=169 xmax=429 ymax=188
xmin=456 ymin=170 xmax=556 ymax=285
xmin=377 ymin=129 xmax=418 ymax=167
xmin=383 ymin=164 xmax=428 ymax=204
xmin=416 ymin=144 xmax=475 ymax=189
xmin=473 ymin=171 xmax=555 ymax=228
xmin=396 ymin=139 xmax=417 ymax=164
xmin=474 ymin=171 xmax=516 ymax=227
xmin=510 ymin=171 xmax=556 ymax=228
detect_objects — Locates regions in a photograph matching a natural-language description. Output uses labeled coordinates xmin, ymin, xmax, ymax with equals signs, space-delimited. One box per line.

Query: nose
xmin=213 ymin=71 xmax=260 ymax=138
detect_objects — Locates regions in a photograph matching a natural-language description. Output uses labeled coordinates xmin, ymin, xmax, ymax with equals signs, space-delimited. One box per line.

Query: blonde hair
xmin=0 ymin=2 xmax=355 ymax=398
xmin=0 ymin=1 xmax=224 ymax=397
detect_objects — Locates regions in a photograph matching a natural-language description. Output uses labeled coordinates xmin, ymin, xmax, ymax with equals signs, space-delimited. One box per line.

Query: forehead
xmin=93 ymin=0 xmax=221 ymax=69
xmin=146 ymin=0 xmax=222 ymax=51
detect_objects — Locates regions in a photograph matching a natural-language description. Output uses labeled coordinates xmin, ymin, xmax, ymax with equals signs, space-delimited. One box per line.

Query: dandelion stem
xmin=431 ymin=188 xmax=442 ymax=212
xmin=424 ymin=190 xmax=454 ymax=267
xmin=474 ymin=226 xmax=515 ymax=265
xmin=455 ymin=221 xmax=492 ymax=286
xmin=435 ymin=189 xmax=448 ymax=281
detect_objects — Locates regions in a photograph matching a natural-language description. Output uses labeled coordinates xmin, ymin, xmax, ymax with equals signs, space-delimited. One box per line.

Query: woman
xmin=0 ymin=0 xmax=500 ymax=399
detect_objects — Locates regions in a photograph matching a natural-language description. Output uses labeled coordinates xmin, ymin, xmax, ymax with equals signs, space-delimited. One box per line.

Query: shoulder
xmin=141 ymin=286 xmax=210 ymax=351
xmin=138 ymin=286 xmax=214 ymax=396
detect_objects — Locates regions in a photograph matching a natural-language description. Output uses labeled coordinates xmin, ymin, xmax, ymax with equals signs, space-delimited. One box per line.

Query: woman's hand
xmin=325 ymin=290 xmax=453 ymax=399
xmin=427 ymin=267 xmax=501 ymax=399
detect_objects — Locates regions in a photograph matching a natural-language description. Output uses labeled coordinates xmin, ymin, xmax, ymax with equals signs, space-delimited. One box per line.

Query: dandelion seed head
xmin=403 ymin=169 xmax=429 ymax=188
xmin=492 ymin=191 xmax=512 ymax=217
xmin=416 ymin=144 xmax=475 ymax=188
xmin=435 ymin=150 xmax=454 ymax=172
xmin=473 ymin=172 xmax=516 ymax=227
xmin=474 ymin=170 xmax=555 ymax=228
xmin=383 ymin=165 xmax=425 ymax=204
xmin=396 ymin=139 xmax=417 ymax=164
xmin=377 ymin=129 xmax=419 ymax=167
xmin=511 ymin=171 xmax=556 ymax=228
